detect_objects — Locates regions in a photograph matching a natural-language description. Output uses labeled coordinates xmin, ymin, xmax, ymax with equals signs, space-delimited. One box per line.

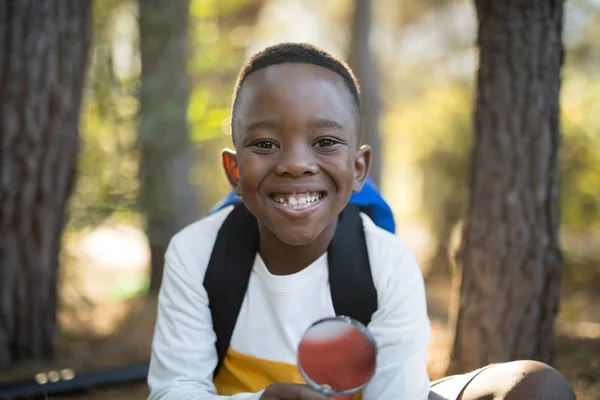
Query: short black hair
xmin=230 ymin=43 xmax=361 ymax=139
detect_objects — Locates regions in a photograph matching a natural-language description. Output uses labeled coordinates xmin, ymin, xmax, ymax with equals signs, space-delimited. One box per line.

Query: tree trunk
xmin=0 ymin=0 xmax=91 ymax=370
xmin=446 ymin=0 xmax=564 ymax=375
xmin=138 ymin=0 xmax=199 ymax=295
xmin=348 ymin=0 xmax=382 ymax=188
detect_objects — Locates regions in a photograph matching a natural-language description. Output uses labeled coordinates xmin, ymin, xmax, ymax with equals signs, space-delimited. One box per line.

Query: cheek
xmin=238 ymin=154 xmax=268 ymax=192
xmin=319 ymin=156 xmax=355 ymax=204
xmin=328 ymin=156 xmax=355 ymax=184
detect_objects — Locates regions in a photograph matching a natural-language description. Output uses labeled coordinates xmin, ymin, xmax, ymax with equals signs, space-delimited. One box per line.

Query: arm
xmin=363 ymin=247 xmax=431 ymax=400
xmin=147 ymin=237 xmax=263 ymax=400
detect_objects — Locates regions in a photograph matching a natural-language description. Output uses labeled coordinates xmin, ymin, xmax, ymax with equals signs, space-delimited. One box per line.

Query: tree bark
xmin=447 ymin=0 xmax=564 ymax=374
xmin=138 ymin=0 xmax=199 ymax=294
xmin=348 ymin=0 xmax=382 ymax=188
xmin=0 ymin=0 xmax=91 ymax=370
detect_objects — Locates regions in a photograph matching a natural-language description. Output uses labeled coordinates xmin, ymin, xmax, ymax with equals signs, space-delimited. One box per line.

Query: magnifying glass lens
xmin=297 ymin=317 xmax=377 ymax=396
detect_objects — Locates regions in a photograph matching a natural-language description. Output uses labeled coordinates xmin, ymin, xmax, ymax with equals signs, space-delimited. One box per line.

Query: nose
xmin=274 ymin=144 xmax=318 ymax=177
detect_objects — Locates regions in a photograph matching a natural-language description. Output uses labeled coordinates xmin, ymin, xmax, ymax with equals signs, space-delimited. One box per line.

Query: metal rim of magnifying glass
xmin=297 ymin=315 xmax=378 ymax=396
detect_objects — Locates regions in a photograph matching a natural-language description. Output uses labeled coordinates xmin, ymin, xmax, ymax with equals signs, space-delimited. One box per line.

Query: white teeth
xmin=271 ymin=192 xmax=324 ymax=210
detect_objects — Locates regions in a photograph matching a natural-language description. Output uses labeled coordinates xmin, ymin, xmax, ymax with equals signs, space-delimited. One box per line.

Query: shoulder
xmin=165 ymin=206 xmax=234 ymax=281
xmin=360 ymin=213 xmax=424 ymax=296
xmin=172 ymin=205 xmax=233 ymax=247
xmin=360 ymin=213 xmax=420 ymax=273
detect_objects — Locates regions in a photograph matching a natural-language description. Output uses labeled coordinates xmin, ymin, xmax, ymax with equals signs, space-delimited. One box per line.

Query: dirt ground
xmin=1 ymin=276 xmax=599 ymax=400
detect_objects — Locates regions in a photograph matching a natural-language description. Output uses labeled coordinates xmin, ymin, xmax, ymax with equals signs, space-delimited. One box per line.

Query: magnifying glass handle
xmin=318 ymin=384 xmax=356 ymax=400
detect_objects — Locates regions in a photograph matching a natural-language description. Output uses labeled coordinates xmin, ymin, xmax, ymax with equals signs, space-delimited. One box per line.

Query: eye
xmin=314 ymin=138 xmax=339 ymax=148
xmin=252 ymin=140 xmax=278 ymax=150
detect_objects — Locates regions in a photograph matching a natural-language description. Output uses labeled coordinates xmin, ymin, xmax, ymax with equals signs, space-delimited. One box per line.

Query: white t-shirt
xmin=147 ymin=206 xmax=431 ymax=400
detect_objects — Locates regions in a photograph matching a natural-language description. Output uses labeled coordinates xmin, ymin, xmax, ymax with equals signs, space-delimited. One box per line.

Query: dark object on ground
xmin=0 ymin=364 xmax=149 ymax=399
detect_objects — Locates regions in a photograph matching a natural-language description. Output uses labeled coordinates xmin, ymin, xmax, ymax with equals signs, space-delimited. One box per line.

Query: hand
xmin=260 ymin=383 xmax=329 ymax=400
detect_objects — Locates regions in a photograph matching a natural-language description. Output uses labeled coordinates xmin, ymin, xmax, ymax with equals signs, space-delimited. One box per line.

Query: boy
xmin=148 ymin=43 xmax=575 ymax=400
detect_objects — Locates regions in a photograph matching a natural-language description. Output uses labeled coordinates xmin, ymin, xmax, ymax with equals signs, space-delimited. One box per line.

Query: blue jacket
xmin=208 ymin=177 xmax=396 ymax=234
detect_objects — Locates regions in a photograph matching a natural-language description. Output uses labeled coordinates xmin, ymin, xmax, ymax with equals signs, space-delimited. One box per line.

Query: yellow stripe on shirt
xmin=213 ymin=347 xmax=361 ymax=400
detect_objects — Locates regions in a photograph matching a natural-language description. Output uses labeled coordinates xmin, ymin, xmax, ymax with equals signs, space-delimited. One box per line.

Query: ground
xmin=2 ymin=276 xmax=598 ymax=400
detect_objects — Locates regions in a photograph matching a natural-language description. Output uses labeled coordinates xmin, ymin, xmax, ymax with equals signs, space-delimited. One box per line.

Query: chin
xmin=275 ymin=228 xmax=320 ymax=246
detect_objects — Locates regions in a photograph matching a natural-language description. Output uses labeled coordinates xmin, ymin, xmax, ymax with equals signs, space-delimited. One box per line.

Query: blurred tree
xmin=447 ymin=0 xmax=565 ymax=374
xmin=0 ymin=1 xmax=91 ymax=369
xmin=138 ymin=0 xmax=199 ymax=294
xmin=186 ymin=0 xmax=266 ymax=210
xmin=348 ymin=0 xmax=382 ymax=187
xmin=68 ymin=0 xmax=140 ymax=230
xmin=416 ymin=84 xmax=472 ymax=277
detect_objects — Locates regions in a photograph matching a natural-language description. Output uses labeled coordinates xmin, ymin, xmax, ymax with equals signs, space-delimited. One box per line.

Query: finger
xmin=263 ymin=383 xmax=329 ymax=400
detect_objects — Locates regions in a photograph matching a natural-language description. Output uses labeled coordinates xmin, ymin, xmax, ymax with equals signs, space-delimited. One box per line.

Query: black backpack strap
xmin=204 ymin=203 xmax=378 ymax=378
xmin=327 ymin=204 xmax=378 ymax=327
xmin=203 ymin=202 xmax=258 ymax=378
xmin=357 ymin=204 xmax=374 ymax=222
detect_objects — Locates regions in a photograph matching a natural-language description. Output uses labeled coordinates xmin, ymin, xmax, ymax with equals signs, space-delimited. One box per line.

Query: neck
xmin=258 ymin=221 xmax=338 ymax=276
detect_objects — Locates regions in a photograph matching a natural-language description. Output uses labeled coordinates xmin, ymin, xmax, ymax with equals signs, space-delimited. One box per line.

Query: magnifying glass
xmin=297 ymin=316 xmax=377 ymax=398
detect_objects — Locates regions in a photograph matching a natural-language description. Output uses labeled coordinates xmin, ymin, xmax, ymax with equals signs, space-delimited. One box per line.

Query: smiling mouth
xmin=269 ymin=191 xmax=327 ymax=210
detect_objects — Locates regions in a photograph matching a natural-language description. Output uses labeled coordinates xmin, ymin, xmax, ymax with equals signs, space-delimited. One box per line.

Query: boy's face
xmin=223 ymin=63 xmax=370 ymax=246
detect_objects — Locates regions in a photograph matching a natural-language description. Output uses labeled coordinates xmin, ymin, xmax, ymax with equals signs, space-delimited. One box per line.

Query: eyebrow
xmin=246 ymin=118 xmax=344 ymax=132
xmin=308 ymin=118 xmax=344 ymax=130
xmin=246 ymin=119 xmax=280 ymax=132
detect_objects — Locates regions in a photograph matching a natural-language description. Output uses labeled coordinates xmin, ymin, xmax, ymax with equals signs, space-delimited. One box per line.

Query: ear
xmin=353 ymin=144 xmax=371 ymax=193
xmin=222 ymin=148 xmax=241 ymax=195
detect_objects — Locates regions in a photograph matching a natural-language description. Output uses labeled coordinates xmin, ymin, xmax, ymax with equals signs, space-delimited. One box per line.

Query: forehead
xmin=234 ymin=63 xmax=356 ymax=139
